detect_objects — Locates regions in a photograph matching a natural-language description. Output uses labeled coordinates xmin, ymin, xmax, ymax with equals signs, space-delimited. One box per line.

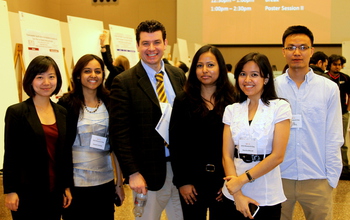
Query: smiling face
xmin=238 ymin=61 xmax=266 ymax=101
xmin=32 ymin=65 xmax=57 ymax=98
xmin=282 ymin=34 xmax=314 ymax=73
xmin=80 ymin=59 xmax=103 ymax=92
xmin=137 ymin=30 xmax=167 ymax=71
xmin=196 ymin=52 xmax=219 ymax=88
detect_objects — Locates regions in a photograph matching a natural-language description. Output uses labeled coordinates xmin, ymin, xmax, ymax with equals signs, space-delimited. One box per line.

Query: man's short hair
xmin=226 ymin=63 xmax=232 ymax=72
xmin=310 ymin=51 xmax=328 ymax=65
xmin=282 ymin=25 xmax=314 ymax=46
xmin=136 ymin=20 xmax=166 ymax=45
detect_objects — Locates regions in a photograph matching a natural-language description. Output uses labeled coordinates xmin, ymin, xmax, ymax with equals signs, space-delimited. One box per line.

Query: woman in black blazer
xmin=3 ymin=56 xmax=73 ymax=220
xmin=169 ymin=45 xmax=236 ymax=219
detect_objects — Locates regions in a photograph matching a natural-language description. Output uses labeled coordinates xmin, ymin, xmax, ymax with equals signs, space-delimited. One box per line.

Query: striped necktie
xmin=155 ymin=71 xmax=168 ymax=103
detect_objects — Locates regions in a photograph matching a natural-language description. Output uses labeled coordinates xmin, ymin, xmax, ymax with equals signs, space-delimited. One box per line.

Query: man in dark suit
xmin=109 ymin=20 xmax=185 ymax=219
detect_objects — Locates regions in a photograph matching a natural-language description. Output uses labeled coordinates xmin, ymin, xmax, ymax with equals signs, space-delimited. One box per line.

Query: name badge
xmin=291 ymin=114 xmax=302 ymax=128
xmin=239 ymin=138 xmax=257 ymax=155
xmin=90 ymin=135 xmax=107 ymax=150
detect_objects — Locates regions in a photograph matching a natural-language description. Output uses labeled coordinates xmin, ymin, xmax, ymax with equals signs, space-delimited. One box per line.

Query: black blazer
xmin=109 ymin=61 xmax=186 ymax=191
xmin=3 ymin=98 xmax=73 ymax=195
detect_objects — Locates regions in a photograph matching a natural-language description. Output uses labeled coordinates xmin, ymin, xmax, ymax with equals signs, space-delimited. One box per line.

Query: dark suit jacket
xmin=3 ymin=98 xmax=73 ymax=195
xmin=109 ymin=61 xmax=186 ymax=191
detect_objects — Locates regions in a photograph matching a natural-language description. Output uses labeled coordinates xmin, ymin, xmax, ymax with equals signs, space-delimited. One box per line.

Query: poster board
xmin=177 ymin=38 xmax=190 ymax=67
xmin=19 ymin=11 xmax=68 ymax=99
xmin=0 ymin=1 xmax=20 ymax=169
xmin=67 ymin=16 xmax=104 ymax=65
xmin=109 ymin=24 xmax=139 ymax=68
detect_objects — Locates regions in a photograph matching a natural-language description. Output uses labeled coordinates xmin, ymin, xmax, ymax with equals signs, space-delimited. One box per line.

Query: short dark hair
xmin=178 ymin=61 xmax=189 ymax=73
xmin=136 ymin=20 xmax=166 ymax=45
xmin=226 ymin=63 xmax=232 ymax=72
xmin=310 ymin=51 xmax=328 ymax=65
xmin=23 ymin=55 xmax=62 ymax=97
xmin=234 ymin=52 xmax=278 ymax=105
xmin=327 ymin=54 xmax=347 ymax=70
xmin=282 ymin=25 xmax=314 ymax=46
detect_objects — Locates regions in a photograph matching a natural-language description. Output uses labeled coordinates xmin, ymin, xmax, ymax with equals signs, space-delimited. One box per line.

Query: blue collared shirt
xmin=274 ymin=68 xmax=343 ymax=188
xmin=141 ymin=60 xmax=176 ymax=106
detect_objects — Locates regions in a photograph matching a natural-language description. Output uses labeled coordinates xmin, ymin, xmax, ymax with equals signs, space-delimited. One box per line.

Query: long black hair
xmin=185 ymin=44 xmax=235 ymax=116
xmin=65 ymin=54 xmax=109 ymax=115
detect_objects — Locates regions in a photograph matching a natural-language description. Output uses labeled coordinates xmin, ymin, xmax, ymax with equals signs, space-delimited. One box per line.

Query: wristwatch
xmin=245 ymin=170 xmax=255 ymax=183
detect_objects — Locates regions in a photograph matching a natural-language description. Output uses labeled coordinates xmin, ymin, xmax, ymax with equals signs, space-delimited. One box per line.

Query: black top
xmin=327 ymin=72 xmax=350 ymax=114
xmin=169 ymin=92 xmax=225 ymax=189
xmin=101 ymin=45 xmax=125 ymax=90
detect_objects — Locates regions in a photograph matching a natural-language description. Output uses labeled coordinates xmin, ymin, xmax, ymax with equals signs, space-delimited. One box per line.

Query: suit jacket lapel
xmin=135 ymin=62 xmax=161 ymax=108
xmin=165 ymin=65 xmax=183 ymax=96
xmin=24 ymin=99 xmax=46 ymax=147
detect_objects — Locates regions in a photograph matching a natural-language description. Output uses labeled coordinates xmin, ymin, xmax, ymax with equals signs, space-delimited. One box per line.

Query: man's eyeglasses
xmin=284 ymin=46 xmax=311 ymax=51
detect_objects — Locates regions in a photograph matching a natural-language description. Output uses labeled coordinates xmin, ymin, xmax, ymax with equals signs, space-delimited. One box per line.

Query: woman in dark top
xmin=3 ymin=56 xmax=73 ymax=220
xmin=100 ymin=31 xmax=130 ymax=90
xmin=169 ymin=45 xmax=235 ymax=219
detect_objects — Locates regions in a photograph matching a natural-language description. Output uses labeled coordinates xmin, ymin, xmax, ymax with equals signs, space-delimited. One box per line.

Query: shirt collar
xmin=285 ymin=67 xmax=314 ymax=83
xmin=140 ymin=59 xmax=166 ymax=76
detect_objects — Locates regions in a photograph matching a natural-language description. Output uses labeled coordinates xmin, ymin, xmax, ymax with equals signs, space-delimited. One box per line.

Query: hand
xmin=5 ymin=192 xmax=19 ymax=211
xmin=129 ymin=172 xmax=148 ymax=195
xmin=224 ymin=175 xmax=243 ymax=195
xmin=115 ymin=184 xmax=125 ymax=205
xmin=233 ymin=192 xmax=259 ymax=219
xmin=63 ymin=188 xmax=72 ymax=208
xmin=215 ymin=188 xmax=223 ymax=202
xmin=179 ymin=184 xmax=197 ymax=205
xmin=99 ymin=30 xmax=109 ymax=46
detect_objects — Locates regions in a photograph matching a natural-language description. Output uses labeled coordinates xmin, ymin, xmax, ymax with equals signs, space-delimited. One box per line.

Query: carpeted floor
xmin=1 ymin=175 xmax=350 ymax=220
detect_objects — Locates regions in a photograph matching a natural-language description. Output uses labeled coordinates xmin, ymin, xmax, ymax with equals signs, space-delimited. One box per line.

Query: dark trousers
xmin=222 ymin=196 xmax=282 ymax=220
xmin=11 ymin=190 xmax=62 ymax=220
xmin=62 ymin=180 xmax=115 ymax=220
xmin=180 ymin=185 xmax=225 ymax=220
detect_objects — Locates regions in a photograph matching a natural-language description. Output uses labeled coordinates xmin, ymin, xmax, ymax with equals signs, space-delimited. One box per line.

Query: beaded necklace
xmin=84 ymin=99 xmax=101 ymax=113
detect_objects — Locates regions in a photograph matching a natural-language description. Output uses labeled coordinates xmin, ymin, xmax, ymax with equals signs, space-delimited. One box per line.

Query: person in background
xmin=109 ymin=20 xmax=186 ymax=220
xmin=175 ymin=61 xmax=189 ymax=77
xmin=170 ymin=45 xmax=235 ymax=219
xmin=326 ymin=54 xmax=350 ymax=180
xmin=226 ymin=63 xmax=236 ymax=86
xmin=222 ymin=52 xmax=291 ymax=219
xmin=58 ymin=54 xmax=124 ymax=220
xmin=100 ymin=31 xmax=130 ymax=90
xmin=275 ymin=25 xmax=343 ymax=220
xmin=309 ymin=51 xmax=331 ymax=79
xmin=3 ymin=56 xmax=73 ymax=220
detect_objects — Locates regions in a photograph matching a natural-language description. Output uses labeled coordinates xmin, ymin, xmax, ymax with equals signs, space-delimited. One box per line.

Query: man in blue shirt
xmin=275 ymin=25 xmax=343 ymax=220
